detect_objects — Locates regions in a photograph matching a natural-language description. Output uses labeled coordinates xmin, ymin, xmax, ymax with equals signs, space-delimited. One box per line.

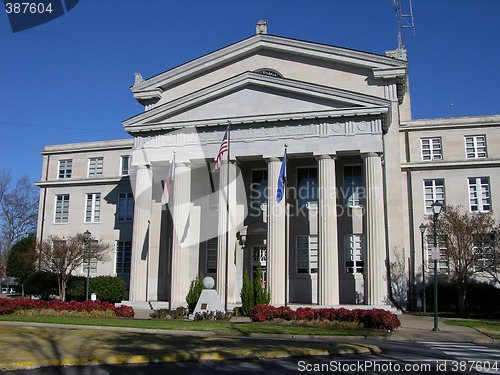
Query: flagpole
xmin=224 ymin=120 xmax=231 ymax=312
xmin=284 ymin=144 xmax=288 ymax=307
xmin=167 ymin=149 xmax=175 ymax=311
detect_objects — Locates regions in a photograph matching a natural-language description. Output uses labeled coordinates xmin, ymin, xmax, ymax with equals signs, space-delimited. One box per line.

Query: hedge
xmin=250 ymin=305 xmax=400 ymax=331
xmin=0 ymin=298 xmax=134 ymax=318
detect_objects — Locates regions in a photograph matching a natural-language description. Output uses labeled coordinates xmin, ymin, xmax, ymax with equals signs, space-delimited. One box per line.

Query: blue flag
xmin=276 ymin=150 xmax=287 ymax=203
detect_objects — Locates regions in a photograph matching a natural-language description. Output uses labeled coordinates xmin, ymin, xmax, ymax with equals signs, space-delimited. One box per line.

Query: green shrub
xmin=186 ymin=274 xmax=204 ymax=313
xmin=425 ymin=281 xmax=500 ymax=313
xmin=240 ymin=264 xmax=270 ymax=316
xmin=65 ymin=275 xmax=125 ymax=303
xmin=150 ymin=307 xmax=186 ymax=320
xmin=193 ymin=310 xmax=232 ymax=321
xmin=240 ymin=270 xmax=254 ymax=316
xmin=24 ymin=271 xmax=58 ymax=300
xmin=90 ymin=276 xmax=126 ymax=303
xmin=66 ymin=276 xmax=86 ymax=301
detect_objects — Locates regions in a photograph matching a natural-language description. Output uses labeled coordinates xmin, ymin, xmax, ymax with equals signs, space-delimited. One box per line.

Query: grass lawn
xmin=445 ymin=319 xmax=500 ymax=340
xmin=0 ymin=315 xmax=387 ymax=337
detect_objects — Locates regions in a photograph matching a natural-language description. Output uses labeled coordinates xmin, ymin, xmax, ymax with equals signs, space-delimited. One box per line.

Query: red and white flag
xmin=213 ymin=128 xmax=229 ymax=171
xmin=161 ymin=158 xmax=174 ymax=205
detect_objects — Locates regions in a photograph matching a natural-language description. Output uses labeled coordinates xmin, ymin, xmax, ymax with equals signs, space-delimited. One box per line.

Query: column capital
xmin=315 ymin=154 xmax=337 ymax=161
xmin=361 ymin=152 xmax=381 ymax=159
xmin=266 ymin=157 xmax=281 ymax=163
xmin=174 ymin=161 xmax=190 ymax=168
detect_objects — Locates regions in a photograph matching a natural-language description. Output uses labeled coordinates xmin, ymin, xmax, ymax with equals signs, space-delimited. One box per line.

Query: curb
xmin=0 ymin=343 xmax=382 ymax=371
xmin=328 ymin=342 xmax=382 ymax=355
xmin=0 ymin=347 xmax=334 ymax=371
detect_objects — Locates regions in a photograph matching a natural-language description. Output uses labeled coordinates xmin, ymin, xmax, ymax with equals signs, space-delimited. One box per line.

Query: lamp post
xmin=431 ymin=201 xmax=443 ymax=331
xmin=84 ymin=230 xmax=92 ymax=301
xmin=419 ymin=223 xmax=427 ymax=313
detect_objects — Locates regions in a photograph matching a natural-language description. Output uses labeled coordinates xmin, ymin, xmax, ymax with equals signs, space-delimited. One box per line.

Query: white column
xmin=267 ymin=157 xmax=286 ymax=305
xmin=317 ymin=155 xmax=339 ymax=305
xmin=216 ymin=159 xmax=229 ymax=306
xmin=129 ymin=164 xmax=152 ymax=301
xmin=170 ymin=162 xmax=191 ymax=307
xmin=363 ymin=153 xmax=387 ymax=306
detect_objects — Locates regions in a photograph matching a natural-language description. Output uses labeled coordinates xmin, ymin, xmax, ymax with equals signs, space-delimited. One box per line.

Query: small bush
xmin=186 ymin=274 xmax=204 ymax=313
xmin=193 ymin=310 xmax=232 ymax=321
xmin=150 ymin=307 xmax=187 ymax=320
xmin=24 ymin=271 xmax=58 ymax=300
xmin=90 ymin=276 xmax=126 ymax=303
xmin=240 ymin=264 xmax=270 ymax=316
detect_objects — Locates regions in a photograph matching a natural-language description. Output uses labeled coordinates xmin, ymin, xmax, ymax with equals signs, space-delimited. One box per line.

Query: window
xmin=250 ymin=169 xmax=268 ymax=215
xmin=468 ymin=177 xmax=491 ymax=212
xmin=206 ymin=238 xmax=218 ymax=275
xmin=115 ymin=241 xmax=132 ymax=274
xmin=297 ymin=167 xmax=318 ymax=207
xmin=472 ymin=246 xmax=495 ymax=273
xmin=465 ymin=135 xmax=487 ymax=159
xmin=252 ymin=246 xmax=267 ymax=283
xmin=85 ymin=193 xmax=101 ymax=223
xmin=120 ymin=156 xmax=130 ymax=176
xmin=117 ymin=192 xmax=134 ymax=222
xmin=344 ymin=234 xmax=364 ymax=274
xmin=58 ymin=159 xmax=72 ymax=179
xmin=344 ymin=165 xmax=363 ymax=207
xmin=88 ymin=157 xmax=103 ymax=177
xmin=296 ymin=235 xmax=318 ymax=274
xmin=426 ymin=236 xmax=449 ymax=275
xmin=54 ymin=194 xmax=69 ymax=223
xmin=82 ymin=256 xmax=97 ymax=274
xmin=421 ymin=138 xmax=442 ymax=161
xmin=424 ymin=179 xmax=445 ymax=214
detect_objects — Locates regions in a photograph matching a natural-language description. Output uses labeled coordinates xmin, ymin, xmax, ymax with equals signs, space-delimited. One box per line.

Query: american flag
xmin=161 ymin=157 xmax=174 ymax=205
xmin=213 ymin=128 xmax=229 ymax=171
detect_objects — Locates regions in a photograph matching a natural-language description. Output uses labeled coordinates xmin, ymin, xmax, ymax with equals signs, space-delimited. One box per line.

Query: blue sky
xmin=1 ymin=0 xmax=500 ymax=184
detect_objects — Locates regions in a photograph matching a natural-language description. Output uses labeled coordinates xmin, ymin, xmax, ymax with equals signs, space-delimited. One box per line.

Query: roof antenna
xmin=394 ymin=0 xmax=415 ymax=49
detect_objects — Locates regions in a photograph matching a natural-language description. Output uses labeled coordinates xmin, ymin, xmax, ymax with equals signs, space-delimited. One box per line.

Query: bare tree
xmin=429 ymin=205 xmax=498 ymax=313
xmin=37 ymin=234 xmax=110 ymax=300
xmin=0 ymin=169 xmax=38 ymax=255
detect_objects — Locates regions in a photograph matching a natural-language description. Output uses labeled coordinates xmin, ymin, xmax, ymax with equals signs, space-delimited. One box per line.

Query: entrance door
xmin=252 ymin=246 xmax=267 ymax=285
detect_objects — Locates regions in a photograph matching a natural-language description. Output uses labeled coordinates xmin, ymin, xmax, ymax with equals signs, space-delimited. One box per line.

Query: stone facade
xmin=36 ymin=32 xmax=500 ymax=308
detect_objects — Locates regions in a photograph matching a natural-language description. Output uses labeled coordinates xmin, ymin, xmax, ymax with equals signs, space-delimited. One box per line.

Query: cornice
xmin=36 ymin=176 xmax=129 ymax=188
xmin=41 ymin=139 xmax=134 ymax=155
xmin=401 ymin=159 xmax=500 ymax=171
xmin=400 ymin=115 xmax=500 ymax=132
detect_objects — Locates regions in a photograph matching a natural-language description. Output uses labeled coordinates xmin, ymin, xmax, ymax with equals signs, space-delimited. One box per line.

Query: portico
xmin=122 ymin=31 xmax=409 ymax=308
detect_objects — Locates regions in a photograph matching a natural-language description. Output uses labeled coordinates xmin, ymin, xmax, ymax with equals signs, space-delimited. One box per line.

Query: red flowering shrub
xmin=0 ymin=298 xmax=135 ymax=318
xmin=295 ymin=307 xmax=314 ymax=321
xmin=249 ymin=304 xmax=400 ymax=331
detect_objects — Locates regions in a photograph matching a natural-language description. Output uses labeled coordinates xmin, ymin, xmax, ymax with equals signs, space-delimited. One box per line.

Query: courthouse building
xmin=36 ymin=24 xmax=500 ymax=309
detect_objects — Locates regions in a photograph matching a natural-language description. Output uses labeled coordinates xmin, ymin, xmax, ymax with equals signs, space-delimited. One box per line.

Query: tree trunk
xmin=457 ymin=281 xmax=466 ymax=314
xmin=58 ymin=275 xmax=66 ymax=301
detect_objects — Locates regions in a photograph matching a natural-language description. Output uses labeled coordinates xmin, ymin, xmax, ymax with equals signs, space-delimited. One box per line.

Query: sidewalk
xmin=391 ymin=313 xmax=494 ymax=343
xmin=0 ymin=313 xmax=493 ymax=371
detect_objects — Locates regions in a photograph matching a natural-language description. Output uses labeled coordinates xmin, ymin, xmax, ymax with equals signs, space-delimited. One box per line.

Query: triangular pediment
xmin=123 ymin=72 xmax=391 ymax=134
xmin=131 ymin=34 xmax=407 ymax=96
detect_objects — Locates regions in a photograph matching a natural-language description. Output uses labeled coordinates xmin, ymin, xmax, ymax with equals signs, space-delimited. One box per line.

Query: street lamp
xmin=431 ymin=201 xmax=443 ymax=331
xmin=84 ymin=230 xmax=92 ymax=301
xmin=419 ymin=223 xmax=427 ymax=313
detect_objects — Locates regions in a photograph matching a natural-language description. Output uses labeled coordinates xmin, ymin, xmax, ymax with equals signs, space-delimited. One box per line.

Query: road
xmin=4 ymin=340 xmax=500 ymax=375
